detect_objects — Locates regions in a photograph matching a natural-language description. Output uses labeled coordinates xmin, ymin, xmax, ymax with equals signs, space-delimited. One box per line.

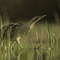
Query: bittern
xmin=0 ymin=15 xmax=46 ymax=48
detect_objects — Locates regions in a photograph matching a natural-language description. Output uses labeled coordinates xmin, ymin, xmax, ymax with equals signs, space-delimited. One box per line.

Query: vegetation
xmin=0 ymin=16 xmax=60 ymax=60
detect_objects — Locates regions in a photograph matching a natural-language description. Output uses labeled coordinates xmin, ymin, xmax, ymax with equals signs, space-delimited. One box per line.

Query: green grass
xmin=0 ymin=16 xmax=3 ymax=45
xmin=0 ymin=16 xmax=11 ymax=51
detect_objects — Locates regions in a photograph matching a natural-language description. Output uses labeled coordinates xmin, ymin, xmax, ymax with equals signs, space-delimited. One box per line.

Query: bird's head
xmin=26 ymin=15 xmax=47 ymax=32
xmin=30 ymin=15 xmax=47 ymax=23
xmin=27 ymin=15 xmax=47 ymax=28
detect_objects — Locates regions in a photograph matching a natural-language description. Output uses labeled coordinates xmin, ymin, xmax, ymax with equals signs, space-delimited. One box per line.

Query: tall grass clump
xmin=0 ymin=16 xmax=3 ymax=48
xmin=0 ymin=16 xmax=11 ymax=51
xmin=45 ymin=21 xmax=59 ymax=60
xmin=46 ymin=21 xmax=53 ymax=50
xmin=46 ymin=21 xmax=59 ymax=51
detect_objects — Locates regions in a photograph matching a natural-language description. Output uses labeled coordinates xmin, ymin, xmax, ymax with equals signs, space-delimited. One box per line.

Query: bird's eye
xmin=33 ymin=17 xmax=38 ymax=22
xmin=35 ymin=17 xmax=38 ymax=20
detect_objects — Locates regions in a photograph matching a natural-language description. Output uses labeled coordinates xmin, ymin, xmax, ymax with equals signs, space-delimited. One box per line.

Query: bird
xmin=0 ymin=15 xmax=47 ymax=49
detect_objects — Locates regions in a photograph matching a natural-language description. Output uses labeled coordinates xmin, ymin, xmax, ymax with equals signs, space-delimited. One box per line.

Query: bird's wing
xmin=10 ymin=23 xmax=24 ymax=38
xmin=0 ymin=23 xmax=23 ymax=38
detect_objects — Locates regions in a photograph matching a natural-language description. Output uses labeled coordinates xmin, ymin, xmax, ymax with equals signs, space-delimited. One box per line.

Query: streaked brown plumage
xmin=0 ymin=15 xmax=47 ymax=48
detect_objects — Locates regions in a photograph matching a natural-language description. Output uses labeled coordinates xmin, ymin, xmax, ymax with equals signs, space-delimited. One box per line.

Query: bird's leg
xmin=16 ymin=37 xmax=23 ymax=49
xmin=11 ymin=41 xmax=16 ymax=50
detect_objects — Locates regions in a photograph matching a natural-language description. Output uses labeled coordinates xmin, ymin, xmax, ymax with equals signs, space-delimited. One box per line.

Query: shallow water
xmin=0 ymin=48 xmax=60 ymax=60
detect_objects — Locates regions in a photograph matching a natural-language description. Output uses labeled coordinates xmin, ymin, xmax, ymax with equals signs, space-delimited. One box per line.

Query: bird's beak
xmin=34 ymin=15 xmax=47 ymax=23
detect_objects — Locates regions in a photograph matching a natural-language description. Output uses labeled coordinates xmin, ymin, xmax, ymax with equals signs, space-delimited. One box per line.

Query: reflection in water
xmin=33 ymin=50 xmax=37 ymax=60
xmin=0 ymin=48 xmax=60 ymax=60
xmin=33 ymin=50 xmax=46 ymax=60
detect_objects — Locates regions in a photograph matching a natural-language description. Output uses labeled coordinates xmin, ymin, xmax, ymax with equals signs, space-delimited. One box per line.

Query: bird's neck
xmin=26 ymin=22 xmax=35 ymax=33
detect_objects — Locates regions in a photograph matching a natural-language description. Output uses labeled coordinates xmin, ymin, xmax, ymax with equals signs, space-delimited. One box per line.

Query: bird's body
xmin=0 ymin=15 xmax=46 ymax=48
